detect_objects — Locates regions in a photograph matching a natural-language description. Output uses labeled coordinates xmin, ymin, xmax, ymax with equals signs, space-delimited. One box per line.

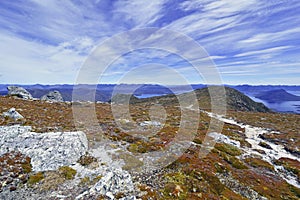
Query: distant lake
xmin=134 ymin=89 xmax=193 ymax=99
xmin=248 ymin=95 xmax=300 ymax=114
xmin=134 ymin=94 xmax=166 ymax=98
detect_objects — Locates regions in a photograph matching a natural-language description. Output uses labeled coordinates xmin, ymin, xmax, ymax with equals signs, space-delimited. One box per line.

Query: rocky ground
xmin=0 ymin=95 xmax=299 ymax=199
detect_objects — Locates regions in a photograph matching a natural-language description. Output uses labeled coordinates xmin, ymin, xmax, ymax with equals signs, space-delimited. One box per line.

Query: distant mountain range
xmin=231 ymin=85 xmax=300 ymax=98
xmin=1 ymin=84 xmax=300 ymax=113
xmin=0 ymin=84 xmax=206 ymax=102
xmin=255 ymin=89 xmax=300 ymax=103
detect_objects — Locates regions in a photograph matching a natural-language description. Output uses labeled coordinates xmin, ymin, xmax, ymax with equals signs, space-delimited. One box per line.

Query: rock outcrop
xmin=91 ymin=169 xmax=135 ymax=199
xmin=0 ymin=125 xmax=88 ymax=171
xmin=2 ymin=108 xmax=24 ymax=120
xmin=7 ymin=86 xmax=33 ymax=100
xmin=41 ymin=90 xmax=63 ymax=102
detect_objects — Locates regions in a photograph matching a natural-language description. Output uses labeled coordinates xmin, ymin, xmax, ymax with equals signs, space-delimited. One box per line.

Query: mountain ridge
xmin=255 ymin=89 xmax=300 ymax=103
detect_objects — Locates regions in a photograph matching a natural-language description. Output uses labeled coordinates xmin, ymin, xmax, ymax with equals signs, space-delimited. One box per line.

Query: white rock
xmin=7 ymin=86 xmax=33 ymax=100
xmin=0 ymin=125 xmax=88 ymax=171
xmin=2 ymin=108 xmax=24 ymax=120
xmin=41 ymin=90 xmax=64 ymax=102
xmin=208 ymin=132 xmax=240 ymax=148
xmin=139 ymin=121 xmax=161 ymax=127
xmin=91 ymin=168 xmax=135 ymax=199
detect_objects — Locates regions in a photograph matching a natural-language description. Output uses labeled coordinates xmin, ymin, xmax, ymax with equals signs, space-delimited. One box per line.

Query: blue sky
xmin=0 ymin=0 xmax=300 ymax=85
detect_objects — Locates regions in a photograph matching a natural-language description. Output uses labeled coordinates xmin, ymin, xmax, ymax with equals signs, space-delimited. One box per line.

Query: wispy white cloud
xmin=234 ymin=46 xmax=293 ymax=58
xmin=203 ymin=0 xmax=257 ymax=15
xmin=0 ymin=32 xmax=90 ymax=83
xmin=112 ymin=0 xmax=166 ymax=27
xmin=238 ymin=27 xmax=300 ymax=47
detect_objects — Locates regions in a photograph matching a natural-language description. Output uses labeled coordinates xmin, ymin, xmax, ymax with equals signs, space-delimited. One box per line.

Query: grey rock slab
xmin=0 ymin=125 xmax=88 ymax=171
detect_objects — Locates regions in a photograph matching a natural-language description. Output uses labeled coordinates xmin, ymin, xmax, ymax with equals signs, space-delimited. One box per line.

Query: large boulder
xmin=7 ymin=86 xmax=33 ymax=100
xmin=0 ymin=125 xmax=88 ymax=171
xmin=41 ymin=90 xmax=63 ymax=102
xmin=2 ymin=108 xmax=24 ymax=120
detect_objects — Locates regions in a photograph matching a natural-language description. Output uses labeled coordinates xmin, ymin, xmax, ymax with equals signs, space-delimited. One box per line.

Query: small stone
xmin=9 ymin=186 xmax=17 ymax=191
xmin=2 ymin=108 xmax=24 ymax=120
xmin=6 ymin=177 xmax=13 ymax=184
xmin=106 ymin=191 xmax=114 ymax=199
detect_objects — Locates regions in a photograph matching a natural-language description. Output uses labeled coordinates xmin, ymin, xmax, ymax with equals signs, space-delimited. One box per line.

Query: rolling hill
xmin=134 ymin=86 xmax=270 ymax=112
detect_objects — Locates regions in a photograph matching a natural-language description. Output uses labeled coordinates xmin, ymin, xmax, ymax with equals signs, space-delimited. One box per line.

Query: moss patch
xmin=289 ymin=185 xmax=300 ymax=198
xmin=28 ymin=172 xmax=44 ymax=185
xmin=58 ymin=166 xmax=77 ymax=180
xmin=79 ymin=176 xmax=90 ymax=186
xmin=244 ymin=157 xmax=274 ymax=171
xmin=215 ymin=143 xmax=242 ymax=156
xmin=212 ymin=148 xmax=247 ymax=169
xmin=39 ymin=171 xmax=65 ymax=191
xmin=21 ymin=163 xmax=32 ymax=173
xmin=115 ymin=151 xmax=144 ymax=171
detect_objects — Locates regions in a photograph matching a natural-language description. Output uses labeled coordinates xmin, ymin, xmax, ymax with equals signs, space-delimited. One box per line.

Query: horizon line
xmin=0 ymin=83 xmax=300 ymax=86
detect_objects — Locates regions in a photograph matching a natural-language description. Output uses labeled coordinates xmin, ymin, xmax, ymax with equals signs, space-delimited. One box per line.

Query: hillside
xmin=256 ymin=89 xmax=300 ymax=103
xmin=0 ymin=95 xmax=299 ymax=199
xmin=136 ymin=86 xmax=270 ymax=112
xmin=192 ymin=86 xmax=270 ymax=112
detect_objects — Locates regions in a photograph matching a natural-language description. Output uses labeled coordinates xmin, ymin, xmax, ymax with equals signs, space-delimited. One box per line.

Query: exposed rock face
xmin=2 ymin=108 xmax=24 ymax=120
xmin=41 ymin=90 xmax=63 ymax=102
xmin=7 ymin=86 xmax=33 ymax=100
xmin=0 ymin=125 xmax=88 ymax=171
xmin=91 ymin=169 xmax=135 ymax=199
